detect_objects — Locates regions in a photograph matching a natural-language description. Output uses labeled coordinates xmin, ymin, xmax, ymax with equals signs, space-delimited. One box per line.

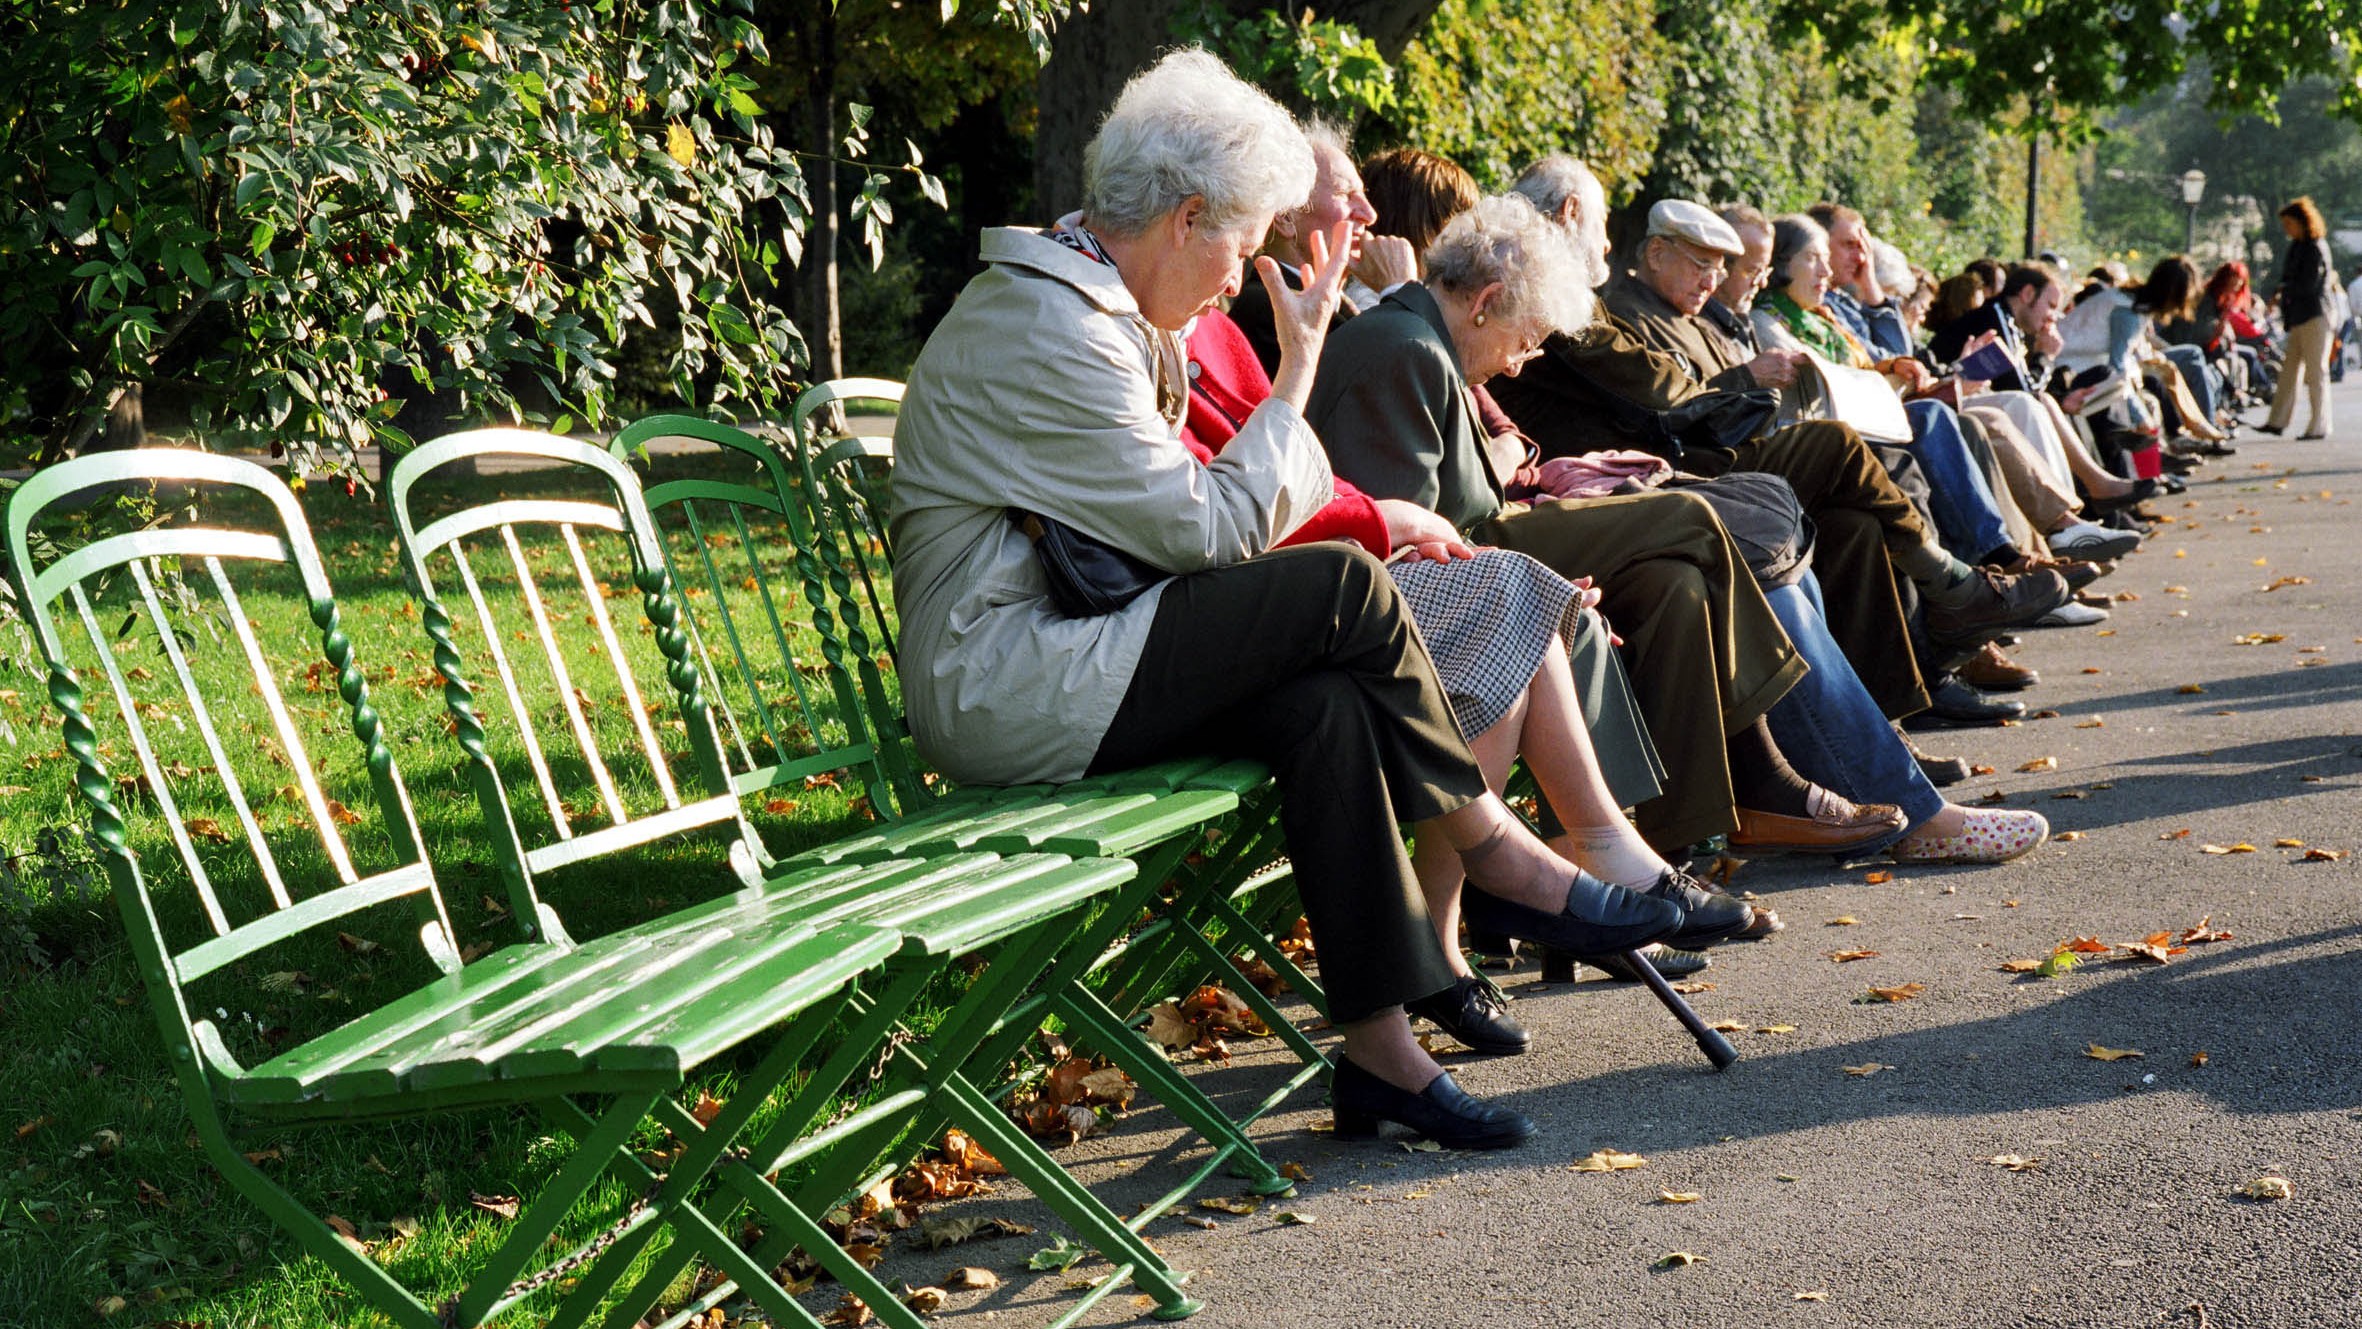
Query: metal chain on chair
xmin=817 ymin=1027 xmax=915 ymax=1135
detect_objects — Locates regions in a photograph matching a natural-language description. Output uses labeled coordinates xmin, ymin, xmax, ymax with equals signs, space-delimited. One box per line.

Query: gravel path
xmin=869 ymin=388 xmax=2362 ymax=1329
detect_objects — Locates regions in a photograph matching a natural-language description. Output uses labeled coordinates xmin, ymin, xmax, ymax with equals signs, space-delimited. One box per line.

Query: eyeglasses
xmin=1668 ymin=242 xmax=1728 ymax=279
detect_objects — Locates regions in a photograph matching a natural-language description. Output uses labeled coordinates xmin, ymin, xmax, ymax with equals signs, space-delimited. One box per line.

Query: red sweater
xmin=1181 ymin=310 xmax=1392 ymax=554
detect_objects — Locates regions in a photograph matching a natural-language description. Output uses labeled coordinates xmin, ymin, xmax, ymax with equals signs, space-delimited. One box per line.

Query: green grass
xmin=0 ymin=449 xmax=917 ymax=1327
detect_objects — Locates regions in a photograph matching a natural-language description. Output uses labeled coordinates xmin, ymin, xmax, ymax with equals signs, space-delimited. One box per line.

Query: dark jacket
xmin=2273 ymin=235 xmax=2334 ymax=328
xmin=1303 ymin=283 xmax=1502 ymax=531
xmin=1486 ymin=312 xmax=1720 ymax=464
xmin=1601 ymin=272 xmax=1760 ymax=392
xmin=1928 ymin=302 xmax=2032 ymax=394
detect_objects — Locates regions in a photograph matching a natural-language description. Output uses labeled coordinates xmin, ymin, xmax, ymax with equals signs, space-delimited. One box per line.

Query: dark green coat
xmin=1304 ymin=283 xmax=1503 ymax=531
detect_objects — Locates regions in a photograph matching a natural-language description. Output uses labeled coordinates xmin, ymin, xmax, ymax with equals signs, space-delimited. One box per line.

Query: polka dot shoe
xmin=1889 ymin=808 xmax=2050 ymax=865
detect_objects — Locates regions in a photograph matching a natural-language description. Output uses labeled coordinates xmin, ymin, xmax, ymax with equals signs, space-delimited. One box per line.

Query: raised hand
xmin=1259 ymin=217 xmax=1354 ymax=410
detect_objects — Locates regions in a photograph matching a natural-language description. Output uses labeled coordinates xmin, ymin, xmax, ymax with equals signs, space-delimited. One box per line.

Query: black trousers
xmin=1090 ymin=543 xmax=1481 ymax=1024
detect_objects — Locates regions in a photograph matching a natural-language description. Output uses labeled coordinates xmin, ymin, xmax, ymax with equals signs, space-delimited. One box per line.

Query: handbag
xmin=1010 ymin=509 xmax=1166 ymax=618
xmin=1647 ymin=387 xmax=1782 ymax=458
xmin=1667 ymin=470 xmax=1817 ymax=590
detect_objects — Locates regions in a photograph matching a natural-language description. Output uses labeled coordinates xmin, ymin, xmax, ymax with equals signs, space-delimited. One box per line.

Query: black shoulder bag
xmin=1010 ymin=510 xmax=1166 ymax=618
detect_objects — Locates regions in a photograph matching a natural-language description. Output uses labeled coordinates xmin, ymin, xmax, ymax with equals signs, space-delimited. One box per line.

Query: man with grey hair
xmin=1607 ymin=200 xmax=1800 ymax=394
xmin=1707 ymin=204 xmax=1773 ymax=353
xmin=1226 ymin=121 xmax=1419 ymax=376
xmin=1511 ymin=154 xmax=1609 ymax=286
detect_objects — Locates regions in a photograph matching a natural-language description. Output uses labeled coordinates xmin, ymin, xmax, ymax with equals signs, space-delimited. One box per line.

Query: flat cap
xmin=1647 ymin=199 xmax=1744 ymax=256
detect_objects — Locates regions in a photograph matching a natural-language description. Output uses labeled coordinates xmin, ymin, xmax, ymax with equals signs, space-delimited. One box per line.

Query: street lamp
xmin=2180 ymin=169 xmax=2208 ymax=254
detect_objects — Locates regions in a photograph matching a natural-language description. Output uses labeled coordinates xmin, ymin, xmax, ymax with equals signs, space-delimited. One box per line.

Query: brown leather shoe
xmin=1730 ymin=791 xmax=1907 ymax=855
xmin=1959 ymin=641 xmax=2039 ymax=692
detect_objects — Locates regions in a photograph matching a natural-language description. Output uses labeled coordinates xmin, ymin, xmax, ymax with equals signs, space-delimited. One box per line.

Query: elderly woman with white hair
xmin=1307 ymin=195 xmax=1916 ymax=863
xmin=890 ymin=50 xmax=1701 ymax=1150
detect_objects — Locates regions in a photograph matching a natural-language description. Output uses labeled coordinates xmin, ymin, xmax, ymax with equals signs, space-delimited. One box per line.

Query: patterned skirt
xmin=1387 ymin=548 xmax=1664 ymax=808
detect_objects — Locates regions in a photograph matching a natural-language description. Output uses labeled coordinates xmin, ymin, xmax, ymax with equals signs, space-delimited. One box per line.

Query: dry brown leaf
xmin=2016 ymin=756 xmax=2057 ymax=773
xmin=1670 ymin=980 xmax=1714 ymax=994
xmin=1707 ymin=1019 xmax=1744 ymax=1033
xmin=2161 ymin=828 xmax=2192 ymax=840
xmin=2177 ymin=684 xmax=2207 ymax=695
xmin=2190 ymin=1052 xmax=2210 ymax=1067
xmin=2074 ymin=718 xmax=2106 ymax=730
xmin=1181 ymin=1215 xmax=1218 ymax=1231
xmin=2083 ymin=1044 xmax=2144 ymax=1061
xmin=1987 ymin=1154 xmax=2041 ymax=1172
xmin=2119 ymin=942 xmax=2178 ymax=965
xmin=824 ymin=1295 xmax=874 ymax=1328
xmin=941 ymin=1128 xmax=1006 ymax=1176
xmin=2060 ymin=937 xmax=2112 ymax=954
xmin=1570 ymin=1149 xmax=1648 ymax=1172
xmin=334 ymin=931 xmax=379 ymax=955
xmin=919 ymin=1215 xmax=1031 ymax=1250
xmin=1863 ymin=870 xmax=1893 ymax=885
xmin=1657 ymin=1190 xmax=1703 ymax=1204
xmin=1841 ymin=1063 xmax=1890 ymax=1077
xmin=2302 ymin=846 xmax=2346 ymax=862
xmin=470 ymin=1193 xmax=520 ymax=1221
xmin=1825 ymin=915 xmax=1861 ymax=927
xmin=1863 ymin=983 xmax=1926 ymax=1003
xmin=1757 ymin=1024 xmax=1798 ymax=1034
xmin=1969 ymin=763 xmax=1997 ymax=776
xmin=2055 ymin=831 xmax=2085 ymax=842
xmin=1195 ymin=1196 xmax=1260 ymax=1216
xmin=903 ymin=1287 xmax=948 ymax=1316
xmin=689 ymin=1090 xmax=725 ymax=1127
xmin=2198 ymin=843 xmax=2257 ymax=855
xmin=1794 ymin=1290 xmax=1829 ymax=1302
xmin=1653 ymin=1251 xmax=1703 ymax=1269
xmin=1279 ymin=1161 xmax=1313 ymax=1183
xmin=1143 ymin=1002 xmax=1198 ymax=1050
xmin=184 ymin=817 xmax=233 ymax=844
xmin=1827 ymin=949 xmax=1880 ymax=963
xmin=942 ymin=1266 xmax=1000 ymax=1292
xmin=1998 ymin=959 xmax=2044 ymax=973
xmin=2244 ymin=1176 xmax=2292 ymax=1201
xmin=2232 ymin=632 xmax=2287 ymax=645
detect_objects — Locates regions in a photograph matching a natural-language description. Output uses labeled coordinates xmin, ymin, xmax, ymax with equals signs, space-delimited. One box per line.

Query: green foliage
xmin=1173 ymin=2 xmax=1402 ymax=120
xmin=0 ymin=0 xmax=814 ymax=473
xmin=1388 ymin=0 xmax=1666 ymax=190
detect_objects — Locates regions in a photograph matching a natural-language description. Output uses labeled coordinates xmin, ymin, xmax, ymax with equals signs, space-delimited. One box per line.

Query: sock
xmin=1726 ymin=717 xmax=1815 ymax=817
xmin=1901 ymin=546 xmax=1986 ymax=608
xmin=1556 ymin=821 xmax=1671 ymax=890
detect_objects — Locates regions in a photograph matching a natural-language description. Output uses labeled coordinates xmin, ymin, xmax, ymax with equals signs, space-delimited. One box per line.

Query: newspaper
xmin=1798 ymin=349 xmax=1912 ymax=443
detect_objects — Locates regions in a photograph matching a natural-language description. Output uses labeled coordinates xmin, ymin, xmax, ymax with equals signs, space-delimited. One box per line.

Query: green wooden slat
xmin=978 ymin=790 xmax=1241 ymax=859
xmin=176 ymin=863 xmax=436 ymax=984
xmin=597 ymin=924 xmax=903 ymax=1072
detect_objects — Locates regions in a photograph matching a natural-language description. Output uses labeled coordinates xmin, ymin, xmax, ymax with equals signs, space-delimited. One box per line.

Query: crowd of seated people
xmin=887 ymin=49 xmax=2268 ymax=1149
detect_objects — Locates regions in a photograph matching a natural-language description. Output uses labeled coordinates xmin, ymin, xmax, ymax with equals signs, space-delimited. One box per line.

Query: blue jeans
xmin=1904 ymin=399 xmax=2012 ymax=563
xmin=2163 ymin=343 xmax=2220 ymax=419
xmin=1764 ymin=573 xmax=1946 ymax=829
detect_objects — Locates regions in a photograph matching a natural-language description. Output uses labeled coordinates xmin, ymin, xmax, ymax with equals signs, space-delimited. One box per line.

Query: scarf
xmin=1762 ymin=288 xmax=1874 ymax=369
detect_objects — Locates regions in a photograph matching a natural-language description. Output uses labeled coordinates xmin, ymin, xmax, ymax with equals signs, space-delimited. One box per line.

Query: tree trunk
xmin=1032 ymin=1 xmax=1446 ymax=222
xmin=796 ymin=8 xmax=843 ymax=383
xmin=94 ymin=383 xmax=144 ymax=453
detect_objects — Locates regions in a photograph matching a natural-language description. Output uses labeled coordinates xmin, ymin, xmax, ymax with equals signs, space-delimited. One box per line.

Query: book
xmin=1798 ymin=349 xmax=1912 ymax=443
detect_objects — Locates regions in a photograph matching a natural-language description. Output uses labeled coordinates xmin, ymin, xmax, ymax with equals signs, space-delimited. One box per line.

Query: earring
xmin=1473 ymin=313 xmax=1487 ymax=327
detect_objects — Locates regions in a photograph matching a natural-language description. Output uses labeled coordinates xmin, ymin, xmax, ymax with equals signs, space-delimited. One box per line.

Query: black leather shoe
xmin=1903 ymin=674 xmax=2027 ymax=729
xmin=1461 ymin=870 xmax=1682 ymax=958
xmin=1329 ymin=1057 xmax=1535 ymax=1149
xmin=2084 ymin=479 xmax=2159 ymax=515
xmin=1894 ymin=723 xmax=1972 ymax=786
xmin=1586 ymin=944 xmax=1712 ymax=982
xmin=1639 ymin=868 xmax=1755 ymax=949
xmin=1407 ymin=974 xmax=1530 ymax=1056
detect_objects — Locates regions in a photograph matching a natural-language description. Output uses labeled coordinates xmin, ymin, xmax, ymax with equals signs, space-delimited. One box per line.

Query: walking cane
xmin=1620 ymin=949 xmax=1738 ymax=1069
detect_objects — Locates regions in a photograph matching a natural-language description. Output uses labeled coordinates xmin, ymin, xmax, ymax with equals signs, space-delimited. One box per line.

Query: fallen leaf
xmin=2055 ymin=831 xmax=2085 ymax=841
xmin=941 ymin=1128 xmax=1005 ymax=1176
xmin=2190 ymin=1052 xmax=2210 ymax=1067
xmin=2198 ymin=843 xmax=2256 ymax=855
xmin=689 ymin=1090 xmax=726 ymax=1127
xmin=1196 ymin=1196 xmax=1260 ymax=1216
xmin=470 ymin=1193 xmax=520 ymax=1221
xmin=1862 ymin=983 xmax=1926 ymax=1003
xmin=1657 ymin=1190 xmax=1703 ymax=1204
xmin=1757 ymin=1024 xmax=1798 ymax=1034
xmin=947 ymin=1267 xmax=1003 ymax=1293
xmin=184 ymin=817 xmax=233 ymax=844
xmin=1652 ymin=1251 xmax=1703 ymax=1269
xmin=2232 ymin=632 xmax=2287 ymax=645
xmin=2119 ymin=942 xmax=2177 ymax=965
xmin=1180 ymin=1215 xmax=1218 ymax=1230
xmin=1279 ymin=1161 xmax=1313 ymax=1183
xmin=94 ymin=1296 xmax=129 ymax=1317
xmin=1143 ymin=1002 xmax=1198 ymax=1050
xmin=1670 ymin=980 xmax=1714 ymax=994
xmin=920 ymin=1216 xmax=1031 ymax=1250
xmin=14 ymin=1115 xmax=48 ymax=1139
xmin=1987 ymin=1154 xmax=2042 ymax=1172
xmin=2083 ymin=1044 xmax=2144 ymax=1061
xmin=2244 ymin=1176 xmax=2292 ymax=1201
xmin=1841 ymin=1063 xmax=1890 ymax=1077
xmin=2302 ymin=847 xmax=2345 ymax=862
xmin=1827 ymin=949 xmax=1880 ymax=963
xmin=1707 ymin=1019 xmax=1744 ymax=1033
xmin=902 ymin=1287 xmax=948 ymax=1315
xmin=824 ymin=1294 xmax=873 ymax=1328
xmin=1570 ymin=1149 xmax=1648 ymax=1172
xmin=2060 ymin=937 xmax=2112 ymax=954
xmin=2161 ymin=828 xmax=2192 ymax=840
xmin=1825 ymin=915 xmax=1861 ymax=927
xmin=1026 ymin=1236 xmax=1087 ymax=1272
xmin=2177 ymin=684 xmax=2207 ymax=695
xmin=1794 ymin=1290 xmax=1829 ymax=1302
xmin=2036 ymin=951 xmax=2079 ymax=978
xmin=1998 ymin=959 xmax=2044 ymax=973
xmin=1969 ymin=764 xmax=1997 ymax=776
xmin=1400 ymin=1139 xmax=1442 ymax=1154
xmin=1272 ymin=1210 xmax=1318 ymax=1225
xmin=334 ymin=931 xmax=380 ymax=955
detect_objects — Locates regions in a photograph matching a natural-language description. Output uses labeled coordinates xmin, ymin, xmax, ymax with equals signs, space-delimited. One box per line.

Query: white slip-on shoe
xmin=2048 ymin=521 xmax=2142 ymax=561
xmin=2034 ymin=600 xmax=2110 ymax=628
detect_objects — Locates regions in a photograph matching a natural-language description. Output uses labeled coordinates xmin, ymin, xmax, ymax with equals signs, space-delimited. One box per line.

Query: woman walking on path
xmin=2262 ymin=197 xmax=2335 ymax=439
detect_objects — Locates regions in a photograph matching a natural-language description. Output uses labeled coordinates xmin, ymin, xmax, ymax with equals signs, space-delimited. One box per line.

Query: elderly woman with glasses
xmin=889 ymin=51 xmax=1705 ymax=1150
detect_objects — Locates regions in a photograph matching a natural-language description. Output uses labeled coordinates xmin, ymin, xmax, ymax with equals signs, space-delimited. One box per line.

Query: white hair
xmin=1871 ymin=238 xmax=1914 ymax=297
xmin=1511 ymin=154 xmax=1609 ymax=287
xmin=1082 ymin=48 xmax=1316 ymax=238
xmin=1424 ymin=194 xmax=1595 ymax=335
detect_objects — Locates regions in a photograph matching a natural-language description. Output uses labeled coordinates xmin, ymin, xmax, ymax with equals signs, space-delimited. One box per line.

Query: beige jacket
xmin=889 ymin=227 xmax=1334 ymax=785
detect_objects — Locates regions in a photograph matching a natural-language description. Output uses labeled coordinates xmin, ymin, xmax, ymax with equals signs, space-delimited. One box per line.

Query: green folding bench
xmin=611 ymin=399 xmax=1330 ymax=1174
xmin=386 ymin=430 xmax=1208 ymax=1326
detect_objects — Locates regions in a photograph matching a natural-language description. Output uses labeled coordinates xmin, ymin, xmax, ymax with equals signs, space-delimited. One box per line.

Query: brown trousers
xmin=1724 ymin=422 xmax=1931 ymax=720
xmin=1473 ymin=489 xmax=1807 ymax=851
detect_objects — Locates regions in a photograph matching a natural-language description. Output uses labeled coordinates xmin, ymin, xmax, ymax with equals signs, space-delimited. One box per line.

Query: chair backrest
xmin=3 ymin=449 xmax=458 ymax=1092
xmin=388 ymin=430 xmax=760 ymax=932
xmin=788 ymin=378 xmax=903 ymax=666
xmin=613 ymin=404 xmax=920 ymax=818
